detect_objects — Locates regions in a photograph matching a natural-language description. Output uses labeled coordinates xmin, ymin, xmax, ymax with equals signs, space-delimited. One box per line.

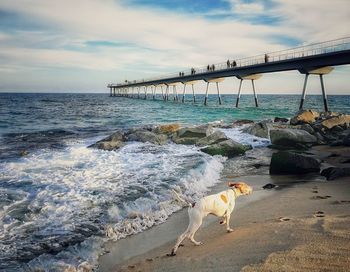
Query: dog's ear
xmin=228 ymin=182 xmax=239 ymax=188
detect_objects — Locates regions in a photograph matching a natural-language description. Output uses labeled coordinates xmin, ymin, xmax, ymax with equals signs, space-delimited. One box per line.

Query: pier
xmin=108 ymin=37 xmax=350 ymax=111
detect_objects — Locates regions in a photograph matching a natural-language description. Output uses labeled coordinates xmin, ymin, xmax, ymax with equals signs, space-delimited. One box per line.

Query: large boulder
xmin=270 ymin=151 xmax=321 ymax=174
xmin=172 ymin=125 xmax=214 ymax=145
xmin=321 ymin=167 xmax=350 ymax=180
xmin=290 ymin=110 xmax=319 ymax=125
xmin=154 ymin=124 xmax=180 ymax=135
xmin=270 ymin=129 xmax=317 ymax=148
xmin=343 ymin=131 xmax=350 ymax=146
xmin=232 ymin=119 xmax=255 ymax=127
xmin=176 ymin=125 xmax=214 ymax=138
xmin=200 ymin=139 xmax=252 ymax=158
xmin=88 ymin=131 xmax=126 ymax=151
xmin=243 ymin=121 xmax=271 ymax=139
xmin=196 ymin=131 xmax=228 ymax=146
xmin=321 ymin=114 xmax=350 ymax=130
xmin=127 ymin=129 xmax=168 ymax=145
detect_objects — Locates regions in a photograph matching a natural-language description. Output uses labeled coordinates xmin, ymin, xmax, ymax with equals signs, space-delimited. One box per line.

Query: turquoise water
xmin=0 ymin=92 xmax=349 ymax=271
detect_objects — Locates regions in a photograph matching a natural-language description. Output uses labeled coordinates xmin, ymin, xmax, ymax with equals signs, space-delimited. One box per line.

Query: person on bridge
xmin=227 ymin=59 xmax=230 ymax=68
xmin=207 ymin=65 xmax=210 ymax=71
xmin=264 ymin=54 xmax=269 ymax=63
xmin=232 ymin=60 xmax=237 ymax=67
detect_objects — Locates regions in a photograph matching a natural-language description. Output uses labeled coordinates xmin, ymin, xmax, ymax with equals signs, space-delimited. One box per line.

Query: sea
xmin=0 ymin=93 xmax=349 ymax=271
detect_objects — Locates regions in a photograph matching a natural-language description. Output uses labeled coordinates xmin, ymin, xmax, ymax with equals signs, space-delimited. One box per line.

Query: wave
xmin=0 ymin=141 xmax=225 ymax=271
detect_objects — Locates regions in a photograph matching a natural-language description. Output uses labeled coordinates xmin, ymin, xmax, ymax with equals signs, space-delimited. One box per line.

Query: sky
xmin=0 ymin=0 xmax=349 ymax=94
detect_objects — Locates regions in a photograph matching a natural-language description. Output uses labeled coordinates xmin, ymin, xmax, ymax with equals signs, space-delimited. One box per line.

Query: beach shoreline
xmin=98 ymin=144 xmax=350 ymax=272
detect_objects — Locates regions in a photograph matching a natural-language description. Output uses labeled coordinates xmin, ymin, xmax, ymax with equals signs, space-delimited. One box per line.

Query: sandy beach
xmin=98 ymin=146 xmax=350 ymax=272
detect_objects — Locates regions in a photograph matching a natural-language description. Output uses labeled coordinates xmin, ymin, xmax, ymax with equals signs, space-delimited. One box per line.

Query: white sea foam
xmin=218 ymin=127 xmax=270 ymax=148
xmin=0 ymin=140 xmax=225 ymax=271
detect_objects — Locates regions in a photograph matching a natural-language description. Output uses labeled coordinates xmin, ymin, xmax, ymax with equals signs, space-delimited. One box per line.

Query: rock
xmin=172 ymin=137 xmax=199 ymax=145
xmin=299 ymin=124 xmax=314 ymax=135
xmin=176 ymin=125 xmax=214 ymax=138
xmin=232 ymin=119 xmax=255 ymax=127
xmin=20 ymin=150 xmax=29 ymax=156
xmin=314 ymin=132 xmax=325 ymax=144
xmin=274 ymin=117 xmax=289 ymax=123
xmin=88 ymin=131 xmax=126 ymax=150
xmin=154 ymin=124 xmax=180 ymax=134
xmin=91 ymin=140 xmax=125 ymax=151
xmin=270 ymin=129 xmax=317 ymax=148
xmin=172 ymin=125 xmax=214 ymax=144
xmin=290 ymin=110 xmax=319 ymax=125
xmin=321 ymin=114 xmax=350 ymax=130
xmin=321 ymin=167 xmax=350 ymax=180
xmin=262 ymin=183 xmax=276 ymax=189
xmin=200 ymin=139 xmax=252 ymax=158
xmin=243 ymin=121 xmax=271 ymax=138
xmin=196 ymin=131 xmax=228 ymax=146
xmin=343 ymin=131 xmax=350 ymax=146
xmin=127 ymin=130 xmax=168 ymax=145
xmin=269 ymin=151 xmax=321 ymax=174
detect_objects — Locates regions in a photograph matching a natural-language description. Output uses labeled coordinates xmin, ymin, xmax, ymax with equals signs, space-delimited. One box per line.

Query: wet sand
xmin=98 ymin=147 xmax=350 ymax=272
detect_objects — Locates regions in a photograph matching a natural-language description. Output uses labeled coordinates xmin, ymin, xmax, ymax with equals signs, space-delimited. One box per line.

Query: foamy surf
xmin=0 ymin=140 xmax=225 ymax=271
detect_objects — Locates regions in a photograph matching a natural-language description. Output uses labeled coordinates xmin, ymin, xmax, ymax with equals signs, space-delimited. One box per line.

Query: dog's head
xmin=228 ymin=181 xmax=252 ymax=196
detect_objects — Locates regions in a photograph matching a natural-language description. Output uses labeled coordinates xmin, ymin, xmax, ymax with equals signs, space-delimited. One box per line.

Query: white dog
xmin=169 ymin=181 xmax=252 ymax=256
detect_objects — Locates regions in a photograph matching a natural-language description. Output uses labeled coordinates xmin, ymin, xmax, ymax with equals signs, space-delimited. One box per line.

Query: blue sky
xmin=0 ymin=0 xmax=349 ymax=94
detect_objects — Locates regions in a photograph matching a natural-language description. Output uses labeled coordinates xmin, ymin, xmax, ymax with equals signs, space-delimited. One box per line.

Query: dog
xmin=169 ymin=181 xmax=252 ymax=256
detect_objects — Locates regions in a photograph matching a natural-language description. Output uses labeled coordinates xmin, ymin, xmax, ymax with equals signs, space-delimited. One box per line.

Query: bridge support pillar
xmin=236 ymin=74 xmax=261 ymax=107
xmin=251 ymin=80 xmax=258 ymax=107
xmin=204 ymin=82 xmax=209 ymax=105
xmin=298 ymin=66 xmax=333 ymax=112
xmin=235 ymin=79 xmax=243 ymax=107
xmin=182 ymin=84 xmax=186 ymax=103
xmin=165 ymin=85 xmax=169 ymax=101
xmin=192 ymin=84 xmax=196 ymax=103
xmin=216 ymin=82 xmax=222 ymax=105
xmin=137 ymin=87 xmax=140 ymax=99
xmin=153 ymin=86 xmax=156 ymax=100
xmin=114 ymin=87 xmax=117 ymax=97
xmin=144 ymin=86 xmax=147 ymax=99
xmin=173 ymin=86 xmax=179 ymax=101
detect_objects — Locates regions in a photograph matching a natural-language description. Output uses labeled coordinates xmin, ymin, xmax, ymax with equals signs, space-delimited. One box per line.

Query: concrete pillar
xmin=182 ymin=84 xmax=186 ymax=103
xmin=144 ymin=86 xmax=147 ymax=99
xmin=204 ymin=82 xmax=209 ymax=105
xmin=216 ymin=82 xmax=222 ymax=105
xmin=173 ymin=85 xmax=179 ymax=101
xmin=299 ymin=73 xmax=309 ymax=110
xmin=152 ymin=86 xmax=156 ymax=100
xmin=161 ymin=86 xmax=164 ymax=100
xmin=251 ymin=80 xmax=258 ymax=107
xmin=137 ymin=87 xmax=140 ymax=99
xmin=320 ymin=74 xmax=329 ymax=112
xmin=165 ymin=85 xmax=169 ymax=101
xmin=192 ymin=84 xmax=196 ymax=103
xmin=235 ymin=79 xmax=243 ymax=107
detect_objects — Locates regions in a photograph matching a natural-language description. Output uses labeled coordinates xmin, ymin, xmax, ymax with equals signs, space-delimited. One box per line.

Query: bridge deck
xmin=108 ymin=37 xmax=350 ymax=89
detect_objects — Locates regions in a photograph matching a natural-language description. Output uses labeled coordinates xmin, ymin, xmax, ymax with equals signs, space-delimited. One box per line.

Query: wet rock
xmin=127 ymin=130 xmax=168 ymax=145
xmin=269 ymin=151 xmax=320 ymax=174
xmin=262 ymin=183 xmax=276 ymax=189
xmin=243 ymin=121 xmax=271 ymax=138
xmin=299 ymin=124 xmax=315 ymax=135
xmin=270 ymin=129 xmax=317 ymax=149
xmin=343 ymin=131 xmax=350 ymax=146
xmin=200 ymin=139 xmax=252 ymax=158
xmin=176 ymin=125 xmax=214 ymax=138
xmin=154 ymin=124 xmax=180 ymax=135
xmin=321 ymin=167 xmax=350 ymax=180
xmin=88 ymin=131 xmax=126 ymax=150
xmin=274 ymin=117 xmax=289 ymax=123
xmin=321 ymin=114 xmax=350 ymax=130
xmin=232 ymin=119 xmax=255 ymax=127
xmin=196 ymin=131 xmax=228 ymax=146
xmin=290 ymin=110 xmax=319 ymax=125
xmin=172 ymin=125 xmax=214 ymax=145
xmin=20 ymin=150 xmax=29 ymax=156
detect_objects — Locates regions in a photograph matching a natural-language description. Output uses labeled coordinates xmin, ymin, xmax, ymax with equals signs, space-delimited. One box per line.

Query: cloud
xmin=0 ymin=0 xmax=349 ymax=93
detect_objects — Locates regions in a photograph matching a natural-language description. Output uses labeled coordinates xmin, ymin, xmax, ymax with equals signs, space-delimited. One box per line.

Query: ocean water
xmin=0 ymin=93 xmax=349 ymax=271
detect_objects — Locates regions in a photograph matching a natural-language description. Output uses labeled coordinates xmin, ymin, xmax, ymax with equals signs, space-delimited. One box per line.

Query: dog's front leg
xmin=225 ymin=213 xmax=234 ymax=233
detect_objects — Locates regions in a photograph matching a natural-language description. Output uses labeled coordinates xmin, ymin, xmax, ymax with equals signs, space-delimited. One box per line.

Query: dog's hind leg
xmin=188 ymin=214 xmax=203 ymax=246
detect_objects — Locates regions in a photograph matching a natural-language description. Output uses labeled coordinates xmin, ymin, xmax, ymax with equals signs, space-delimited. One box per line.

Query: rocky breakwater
xmin=89 ymin=124 xmax=252 ymax=158
xmin=242 ymin=110 xmax=350 ymax=180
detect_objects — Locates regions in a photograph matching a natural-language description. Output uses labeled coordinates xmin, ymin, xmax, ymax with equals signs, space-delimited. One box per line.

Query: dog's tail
xmin=171 ymin=189 xmax=193 ymax=208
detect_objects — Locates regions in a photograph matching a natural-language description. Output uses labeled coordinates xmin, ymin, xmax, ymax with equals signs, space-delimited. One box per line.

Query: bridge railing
xmin=112 ymin=36 xmax=350 ymax=87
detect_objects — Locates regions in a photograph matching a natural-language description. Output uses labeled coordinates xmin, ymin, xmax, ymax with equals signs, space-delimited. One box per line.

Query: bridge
xmin=108 ymin=37 xmax=350 ymax=111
